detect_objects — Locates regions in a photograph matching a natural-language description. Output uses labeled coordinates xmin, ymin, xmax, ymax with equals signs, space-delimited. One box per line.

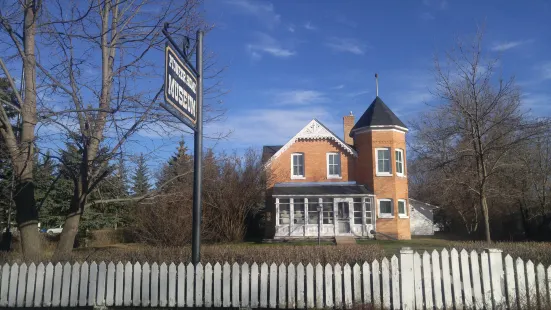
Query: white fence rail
xmin=0 ymin=247 xmax=550 ymax=309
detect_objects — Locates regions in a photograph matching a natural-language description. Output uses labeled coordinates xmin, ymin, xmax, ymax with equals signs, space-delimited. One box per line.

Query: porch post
xmin=362 ymin=197 xmax=367 ymax=237
xmin=275 ymin=198 xmax=280 ymax=232
xmin=304 ymin=198 xmax=309 ymax=227
xmin=289 ymin=198 xmax=294 ymax=236
xmin=333 ymin=198 xmax=337 ymax=236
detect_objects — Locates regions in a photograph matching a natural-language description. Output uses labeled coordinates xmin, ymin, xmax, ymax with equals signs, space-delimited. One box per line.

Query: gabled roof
xmin=350 ymin=96 xmax=407 ymax=136
xmin=266 ymin=119 xmax=357 ymax=165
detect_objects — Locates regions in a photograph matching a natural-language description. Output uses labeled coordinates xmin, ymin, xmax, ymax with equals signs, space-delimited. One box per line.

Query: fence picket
xmin=431 ymin=250 xmax=443 ymax=310
xmin=470 ymin=251 xmax=483 ymax=310
xmin=150 ymin=263 xmax=159 ymax=307
xmin=441 ymin=249 xmax=453 ymax=309
xmin=422 ymin=252 xmax=433 ymax=310
xmin=400 ymin=248 xmax=414 ymax=310
xmin=391 ymin=256 xmax=400 ymax=310
xmin=480 ymin=252 xmax=493 ymax=310
xmin=168 ymin=263 xmax=176 ymax=307
xmin=79 ymin=262 xmax=89 ymax=307
xmin=306 ymin=264 xmax=314 ymax=309
xmin=88 ymin=262 xmax=98 ymax=307
xmin=297 ymin=263 xmax=305 ymax=309
xmin=381 ymin=258 xmax=391 ymax=310
xmin=315 ymin=264 xmax=324 ymax=309
xmin=8 ymin=263 xmax=18 ymax=307
xmin=115 ymin=262 xmax=124 ymax=306
xmin=0 ymin=264 xmax=9 ymax=307
xmin=25 ymin=263 xmax=36 ymax=307
xmin=460 ymin=249 xmax=473 ymax=309
xmin=96 ymin=262 xmax=107 ymax=306
xmin=159 ymin=263 xmax=167 ymax=307
xmin=451 ymin=249 xmax=463 ymax=309
xmin=547 ymin=266 xmax=551 ymax=308
xmin=260 ymin=263 xmax=268 ymax=308
xmin=61 ymin=262 xmax=71 ymax=307
xmin=233 ymin=263 xmax=241 ymax=308
xmin=324 ymin=264 xmax=333 ymax=308
xmin=34 ymin=263 xmax=45 ymax=307
xmin=287 ymin=263 xmax=295 ymax=309
xmin=223 ymin=263 xmax=231 ymax=308
xmin=278 ymin=264 xmax=286 ymax=309
xmin=517 ymin=257 xmax=528 ymax=310
xmin=16 ymin=263 xmax=27 ymax=307
xmin=124 ymin=262 xmax=132 ymax=306
xmin=505 ymin=255 xmax=517 ymax=310
xmin=189 ymin=263 xmax=197 ymax=307
xmin=488 ymin=249 xmax=505 ymax=308
xmin=141 ymin=263 xmax=150 ymax=307
xmin=215 ymin=263 xmax=225 ymax=308
xmin=205 ymin=263 xmax=214 ymax=308
xmin=372 ymin=259 xmax=381 ymax=309
xmin=270 ymin=263 xmax=278 ymax=308
xmin=335 ymin=263 xmax=343 ymax=309
xmin=177 ymin=263 xmax=185 ymax=308
xmin=105 ymin=262 xmax=115 ymax=306
xmin=250 ymin=263 xmax=259 ymax=308
xmin=344 ymin=264 xmax=353 ymax=309
xmin=413 ymin=252 xmax=423 ymax=310
xmin=537 ymin=263 xmax=547 ymax=309
xmin=69 ymin=262 xmax=80 ymax=307
xmin=242 ymin=263 xmax=250 ymax=308
xmin=353 ymin=264 xmax=362 ymax=305
xmin=362 ymin=262 xmax=371 ymax=305
xmin=527 ymin=260 xmax=536 ymax=309
xmin=133 ymin=262 xmax=141 ymax=306
xmin=196 ymin=263 xmax=204 ymax=307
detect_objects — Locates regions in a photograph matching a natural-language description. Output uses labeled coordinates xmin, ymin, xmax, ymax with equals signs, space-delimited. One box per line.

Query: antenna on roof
xmin=375 ymin=73 xmax=379 ymax=97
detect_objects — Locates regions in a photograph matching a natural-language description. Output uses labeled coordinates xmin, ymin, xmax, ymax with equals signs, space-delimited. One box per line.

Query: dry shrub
xmin=88 ymin=229 xmax=128 ymax=247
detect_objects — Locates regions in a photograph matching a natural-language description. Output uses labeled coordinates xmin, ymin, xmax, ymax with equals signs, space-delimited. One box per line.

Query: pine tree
xmin=132 ymin=153 xmax=150 ymax=196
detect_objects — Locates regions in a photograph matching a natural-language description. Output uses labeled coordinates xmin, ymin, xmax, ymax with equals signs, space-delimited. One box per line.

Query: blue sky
xmin=194 ymin=0 xmax=551 ymax=154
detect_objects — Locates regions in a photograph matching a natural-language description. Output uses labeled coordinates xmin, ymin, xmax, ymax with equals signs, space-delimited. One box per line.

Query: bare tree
xmin=411 ymin=28 xmax=550 ymax=242
xmin=0 ymin=0 xmax=42 ymax=259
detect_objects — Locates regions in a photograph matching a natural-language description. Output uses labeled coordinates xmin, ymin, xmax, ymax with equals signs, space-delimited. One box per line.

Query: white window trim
xmin=395 ymin=149 xmax=405 ymax=177
xmin=375 ymin=147 xmax=392 ymax=176
xmin=378 ymin=198 xmax=394 ymax=218
xmin=398 ymin=199 xmax=408 ymax=218
xmin=291 ymin=153 xmax=305 ymax=179
xmin=326 ymin=152 xmax=342 ymax=179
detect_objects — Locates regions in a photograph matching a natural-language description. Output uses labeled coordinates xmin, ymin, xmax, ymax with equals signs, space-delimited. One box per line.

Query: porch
xmin=272 ymin=183 xmax=375 ymax=238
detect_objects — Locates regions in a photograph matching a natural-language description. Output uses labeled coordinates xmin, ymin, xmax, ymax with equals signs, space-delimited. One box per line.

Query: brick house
xmin=262 ymin=96 xmax=411 ymax=240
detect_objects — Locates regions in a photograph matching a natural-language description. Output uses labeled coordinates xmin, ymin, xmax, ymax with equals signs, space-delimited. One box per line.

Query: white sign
xmin=164 ymin=44 xmax=197 ymax=125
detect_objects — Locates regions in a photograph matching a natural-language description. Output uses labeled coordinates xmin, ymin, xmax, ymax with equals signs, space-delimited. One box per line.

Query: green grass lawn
xmin=357 ymin=237 xmax=460 ymax=256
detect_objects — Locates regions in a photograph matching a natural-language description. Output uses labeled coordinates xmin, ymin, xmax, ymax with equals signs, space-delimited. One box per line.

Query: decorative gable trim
xmin=266 ymin=119 xmax=357 ymax=165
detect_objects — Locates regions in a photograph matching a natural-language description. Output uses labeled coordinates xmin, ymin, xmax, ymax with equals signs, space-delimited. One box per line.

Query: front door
xmin=337 ymin=200 xmax=351 ymax=234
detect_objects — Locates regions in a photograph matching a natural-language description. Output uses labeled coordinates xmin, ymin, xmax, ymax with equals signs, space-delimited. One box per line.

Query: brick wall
xmin=343 ymin=114 xmax=355 ymax=145
xmin=267 ymin=139 xmax=356 ymax=188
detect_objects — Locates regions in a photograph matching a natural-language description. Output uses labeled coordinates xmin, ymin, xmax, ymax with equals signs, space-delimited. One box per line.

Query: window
xmin=398 ymin=199 xmax=407 ymax=217
xmin=294 ymin=198 xmax=305 ymax=224
xmin=279 ymin=198 xmax=290 ymax=224
xmin=291 ymin=153 xmax=305 ymax=178
xmin=376 ymin=148 xmax=391 ymax=175
xmin=378 ymin=199 xmax=393 ymax=218
xmin=327 ymin=153 xmax=341 ymax=178
xmin=321 ymin=197 xmax=334 ymax=224
xmin=395 ymin=149 xmax=404 ymax=176
xmin=365 ymin=198 xmax=372 ymax=225
xmin=353 ymin=198 xmax=363 ymax=224
xmin=308 ymin=198 xmax=320 ymax=224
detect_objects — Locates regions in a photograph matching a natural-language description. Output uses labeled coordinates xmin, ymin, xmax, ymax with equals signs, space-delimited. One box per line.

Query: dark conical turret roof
xmin=350 ymin=96 xmax=407 ymax=136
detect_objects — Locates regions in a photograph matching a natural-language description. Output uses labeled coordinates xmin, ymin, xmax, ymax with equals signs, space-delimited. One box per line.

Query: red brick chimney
xmin=343 ymin=112 xmax=355 ymax=145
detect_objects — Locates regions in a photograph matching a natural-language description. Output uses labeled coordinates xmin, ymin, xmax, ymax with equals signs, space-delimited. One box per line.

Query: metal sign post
xmin=162 ymin=23 xmax=203 ymax=265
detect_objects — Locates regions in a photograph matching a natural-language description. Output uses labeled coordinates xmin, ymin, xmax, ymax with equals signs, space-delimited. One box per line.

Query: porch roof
xmin=272 ymin=183 xmax=373 ymax=197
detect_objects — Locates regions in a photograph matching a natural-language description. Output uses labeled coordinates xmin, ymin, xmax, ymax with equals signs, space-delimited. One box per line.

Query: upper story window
xmin=291 ymin=153 xmax=305 ymax=179
xmin=376 ymin=148 xmax=391 ymax=176
xmin=398 ymin=199 xmax=408 ymax=217
xmin=378 ymin=198 xmax=393 ymax=218
xmin=326 ymin=152 xmax=341 ymax=178
xmin=395 ymin=149 xmax=405 ymax=176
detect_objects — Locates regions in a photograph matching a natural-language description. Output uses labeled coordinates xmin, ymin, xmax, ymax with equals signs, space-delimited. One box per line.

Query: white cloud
xmin=287 ymin=24 xmax=295 ymax=32
xmin=491 ymin=40 xmax=533 ymax=52
xmin=331 ymin=84 xmax=345 ymax=90
xmin=247 ymin=32 xmax=296 ymax=59
xmin=225 ymin=0 xmax=281 ymax=27
xmin=270 ymin=89 xmax=328 ymax=105
xmin=347 ymin=90 xmax=370 ymax=97
xmin=304 ymin=21 xmax=317 ymax=31
xmin=325 ymin=37 xmax=366 ymax=55
xmin=420 ymin=12 xmax=435 ymax=20
xmin=539 ymin=62 xmax=551 ymax=80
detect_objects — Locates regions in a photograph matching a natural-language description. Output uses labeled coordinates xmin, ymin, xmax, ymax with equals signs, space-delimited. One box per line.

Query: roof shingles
xmin=350 ymin=96 xmax=407 ymax=136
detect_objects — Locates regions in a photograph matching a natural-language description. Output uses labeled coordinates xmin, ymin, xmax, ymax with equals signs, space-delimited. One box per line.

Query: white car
xmin=47 ymin=226 xmax=63 ymax=236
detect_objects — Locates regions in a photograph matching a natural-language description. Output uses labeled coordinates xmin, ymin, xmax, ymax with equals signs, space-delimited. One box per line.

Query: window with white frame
xmin=376 ymin=148 xmax=391 ymax=175
xmin=279 ymin=198 xmax=290 ymax=224
xmin=321 ymin=197 xmax=334 ymax=224
xmin=395 ymin=149 xmax=404 ymax=176
xmin=308 ymin=198 xmax=320 ymax=224
xmin=378 ymin=199 xmax=393 ymax=218
xmin=398 ymin=199 xmax=407 ymax=217
xmin=353 ymin=198 xmax=363 ymax=224
xmin=291 ymin=153 xmax=305 ymax=178
xmin=365 ymin=198 xmax=372 ymax=225
xmin=327 ymin=152 xmax=341 ymax=178
xmin=294 ymin=198 xmax=305 ymax=224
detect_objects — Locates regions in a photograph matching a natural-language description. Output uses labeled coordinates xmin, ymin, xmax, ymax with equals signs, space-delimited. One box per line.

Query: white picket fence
xmin=0 ymin=247 xmax=550 ymax=309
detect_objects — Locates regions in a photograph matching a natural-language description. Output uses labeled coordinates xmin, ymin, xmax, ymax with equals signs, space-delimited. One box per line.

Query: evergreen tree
xmin=132 ymin=153 xmax=150 ymax=196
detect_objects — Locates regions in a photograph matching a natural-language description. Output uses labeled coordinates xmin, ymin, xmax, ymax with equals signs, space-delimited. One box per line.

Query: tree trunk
xmin=13 ymin=181 xmax=41 ymax=260
xmin=52 ymin=194 xmax=82 ymax=260
xmin=480 ymin=194 xmax=491 ymax=243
